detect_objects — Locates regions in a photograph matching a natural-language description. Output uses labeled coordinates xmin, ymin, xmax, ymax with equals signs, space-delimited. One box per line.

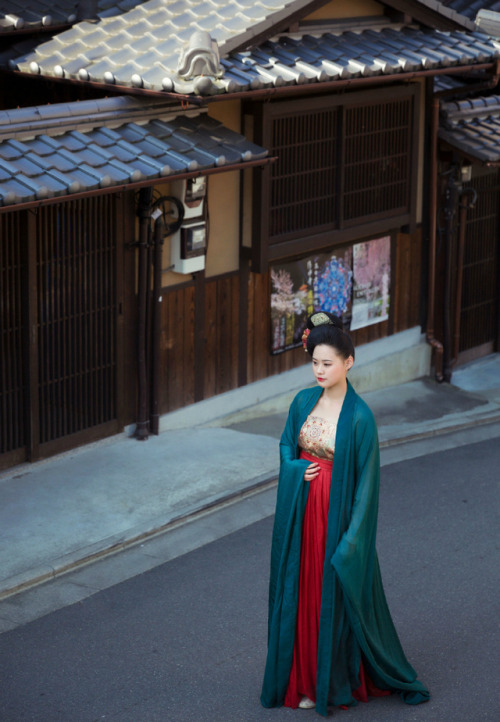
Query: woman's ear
xmin=345 ymin=356 xmax=354 ymax=372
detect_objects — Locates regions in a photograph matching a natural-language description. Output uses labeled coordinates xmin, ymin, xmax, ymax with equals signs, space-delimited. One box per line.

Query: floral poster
xmin=270 ymin=248 xmax=353 ymax=354
xmin=350 ymin=236 xmax=391 ymax=331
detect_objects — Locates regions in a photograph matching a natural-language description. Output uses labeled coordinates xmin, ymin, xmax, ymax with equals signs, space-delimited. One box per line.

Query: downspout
xmin=135 ymin=187 xmax=153 ymax=440
xmin=149 ymin=209 xmax=164 ymax=436
xmin=452 ymin=187 xmax=477 ymax=365
xmin=442 ymin=167 xmax=460 ymax=382
xmin=149 ymin=196 xmax=184 ymax=435
xmin=426 ymin=97 xmax=444 ymax=381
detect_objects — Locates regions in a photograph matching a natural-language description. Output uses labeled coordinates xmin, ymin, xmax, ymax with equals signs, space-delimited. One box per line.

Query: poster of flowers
xmin=270 ymin=248 xmax=353 ymax=354
xmin=350 ymin=236 xmax=391 ymax=331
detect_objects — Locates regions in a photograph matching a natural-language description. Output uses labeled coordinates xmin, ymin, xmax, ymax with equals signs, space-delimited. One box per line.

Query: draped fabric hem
xmin=283 ymin=451 xmax=391 ymax=712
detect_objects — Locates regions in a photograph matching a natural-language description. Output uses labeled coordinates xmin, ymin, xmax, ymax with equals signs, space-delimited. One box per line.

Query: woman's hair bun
xmin=305 ymin=311 xmax=355 ymax=360
xmin=306 ymin=311 xmax=343 ymax=331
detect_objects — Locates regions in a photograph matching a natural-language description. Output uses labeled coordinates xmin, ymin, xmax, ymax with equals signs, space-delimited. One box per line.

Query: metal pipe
xmin=148 ymin=196 xmax=184 ymax=434
xmin=426 ymin=96 xmax=444 ymax=381
xmin=442 ymin=170 xmax=458 ymax=382
xmin=452 ymin=187 xmax=477 ymax=364
xmin=149 ymin=210 xmax=164 ymax=435
xmin=135 ymin=187 xmax=153 ymax=440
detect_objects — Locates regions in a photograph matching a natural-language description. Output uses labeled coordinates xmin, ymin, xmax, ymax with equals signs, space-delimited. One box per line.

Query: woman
xmin=261 ymin=311 xmax=429 ymax=716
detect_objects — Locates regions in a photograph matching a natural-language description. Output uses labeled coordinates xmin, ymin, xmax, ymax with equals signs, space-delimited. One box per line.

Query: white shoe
xmin=298 ymin=696 xmax=315 ymax=709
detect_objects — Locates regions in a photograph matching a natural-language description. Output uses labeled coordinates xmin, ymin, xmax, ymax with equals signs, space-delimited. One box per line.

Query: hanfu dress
xmin=261 ymin=382 xmax=429 ymax=717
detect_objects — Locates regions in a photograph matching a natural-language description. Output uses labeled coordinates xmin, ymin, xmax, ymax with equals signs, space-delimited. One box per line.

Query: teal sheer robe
xmin=261 ymin=382 xmax=430 ymax=716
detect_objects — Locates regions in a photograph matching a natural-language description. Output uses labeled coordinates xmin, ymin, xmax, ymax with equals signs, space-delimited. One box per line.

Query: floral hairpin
xmin=301 ymin=328 xmax=310 ymax=352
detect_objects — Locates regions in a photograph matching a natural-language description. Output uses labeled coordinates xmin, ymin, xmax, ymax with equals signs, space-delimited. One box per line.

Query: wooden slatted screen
xmin=252 ymin=85 xmax=419 ymax=272
xmin=270 ymin=109 xmax=340 ymax=239
xmin=460 ymin=171 xmax=500 ymax=352
xmin=36 ymin=198 xmax=118 ymax=444
xmin=0 ymin=212 xmax=25 ymax=456
xmin=343 ymin=99 xmax=412 ymax=221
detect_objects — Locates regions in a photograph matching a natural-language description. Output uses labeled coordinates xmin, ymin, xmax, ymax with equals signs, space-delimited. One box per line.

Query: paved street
xmin=0 ymin=434 xmax=499 ymax=721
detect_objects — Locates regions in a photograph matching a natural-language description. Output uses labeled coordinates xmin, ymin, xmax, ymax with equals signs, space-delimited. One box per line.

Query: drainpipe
xmin=135 ymin=187 xmax=153 ymax=440
xmin=149 ymin=196 xmax=184 ymax=435
xmin=149 ymin=209 xmax=164 ymax=436
xmin=452 ymin=187 xmax=477 ymax=365
xmin=426 ymin=97 xmax=444 ymax=381
xmin=442 ymin=167 xmax=461 ymax=382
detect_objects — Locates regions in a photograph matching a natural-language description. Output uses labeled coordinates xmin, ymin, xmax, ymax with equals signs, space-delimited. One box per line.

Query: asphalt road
xmin=0 ymin=435 xmax=499 ymax=722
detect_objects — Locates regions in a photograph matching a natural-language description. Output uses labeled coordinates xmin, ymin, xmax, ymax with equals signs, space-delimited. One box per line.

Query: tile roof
xmin=0 ymin=1 xmax=125 ymax=32
xmin=11 ymin=16 xmax=500 ymax=96
xmin=441 ymin=1 xmax=500 ymax=22
xmin=476 ymin=9 xmax=500 ymax=38
xmin=433 ymin=73 xmax=468 ymax=92
xmin=220 ymin=27 xmax=500 ymax=95
xmin=0 ymin=96 xmax=268 ymax=208
xmin=439 ymin=94 xmax=500 ymax=162
xmin=9 ymin=0 xmax=303 ymax=76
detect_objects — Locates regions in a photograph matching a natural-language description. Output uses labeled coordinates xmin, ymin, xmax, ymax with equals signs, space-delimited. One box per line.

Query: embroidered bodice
xmin=298 ymin=415 xmax=337 ymax=460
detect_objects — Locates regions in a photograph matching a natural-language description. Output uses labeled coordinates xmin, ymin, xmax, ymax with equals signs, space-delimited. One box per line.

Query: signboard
xmin=270 ymin=237 xmax=391 ymax=354
xmin=350 ymin=236 xmax=391 ymax=331
xmin=270 ymin=248 xmax=353 ymax=354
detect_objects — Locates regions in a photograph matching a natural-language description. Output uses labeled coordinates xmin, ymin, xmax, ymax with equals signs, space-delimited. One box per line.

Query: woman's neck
xmin=322 ymin=378 xmax=348 ymax=402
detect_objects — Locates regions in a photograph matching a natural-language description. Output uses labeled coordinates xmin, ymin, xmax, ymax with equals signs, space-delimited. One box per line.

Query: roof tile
xmin=0 ymin=97 xmax=268 ymax=207
xmin=439 ymin=92 xmax=500 ymax=163
xmin=7 ymin=2 xmax=498 ymax=95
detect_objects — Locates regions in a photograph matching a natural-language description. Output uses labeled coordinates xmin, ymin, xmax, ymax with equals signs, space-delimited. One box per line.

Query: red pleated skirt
xmin=284 ymin=451 xmax=390 ymax=710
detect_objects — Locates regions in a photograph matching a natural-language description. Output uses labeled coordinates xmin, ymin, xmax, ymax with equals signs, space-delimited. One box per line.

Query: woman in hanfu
xmin=261 ymin=312 xmax=429 ymax=716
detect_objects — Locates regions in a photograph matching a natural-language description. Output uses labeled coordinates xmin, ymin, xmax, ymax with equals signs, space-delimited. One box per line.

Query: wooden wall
xmin=158 ymin=228 xmax=423 ymax=413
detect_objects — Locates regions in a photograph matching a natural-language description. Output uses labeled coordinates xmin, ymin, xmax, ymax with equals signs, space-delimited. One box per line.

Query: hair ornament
xmin=310 ymin=312 xmax=334 ymax=327
xmin=301 ymin=327 xmax=310 ymax=352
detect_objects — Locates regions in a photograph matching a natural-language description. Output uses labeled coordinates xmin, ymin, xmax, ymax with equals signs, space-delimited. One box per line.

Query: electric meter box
xmin=169 ymin=177 xmax=207 ymax=274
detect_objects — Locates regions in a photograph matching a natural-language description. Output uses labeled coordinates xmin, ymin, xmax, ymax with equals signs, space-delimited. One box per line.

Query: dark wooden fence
xmin=157 ymin=229 xmax=422 ymax=413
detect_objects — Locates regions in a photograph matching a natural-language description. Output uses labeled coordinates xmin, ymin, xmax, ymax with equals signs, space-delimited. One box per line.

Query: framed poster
xmin=350 ymin=236 xmax=391 ymax=331
xmin=270 ymin=248 xmax=353 ymax=354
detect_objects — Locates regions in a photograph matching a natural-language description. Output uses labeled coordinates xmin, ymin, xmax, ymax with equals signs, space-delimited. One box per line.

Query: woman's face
xmin=312 ymin=344 xmax=353 ymax=390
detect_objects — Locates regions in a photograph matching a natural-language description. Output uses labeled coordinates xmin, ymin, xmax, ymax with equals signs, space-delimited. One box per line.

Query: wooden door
xmin=458 ymin=169 xmax=500 ymax=362
xmin=0 ymin=195 xmax=128 ymax=470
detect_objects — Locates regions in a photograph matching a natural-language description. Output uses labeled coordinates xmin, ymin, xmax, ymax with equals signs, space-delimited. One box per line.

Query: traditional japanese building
xmin=0 ymin=0 xmax=499 ymax=469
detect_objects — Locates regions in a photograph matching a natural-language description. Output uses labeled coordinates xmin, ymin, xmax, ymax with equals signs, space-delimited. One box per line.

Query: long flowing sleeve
xmin=331 ymin=402 xmax=430 ymax=705
xmin=261 ymin=388 xmax=321 ymax=707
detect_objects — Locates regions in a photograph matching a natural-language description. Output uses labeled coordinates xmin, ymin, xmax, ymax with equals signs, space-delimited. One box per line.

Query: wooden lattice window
xmin=270 ymin=109 xmax=340 ymax=238
xmin=249 ymin=85 xmax=419 ymax=272
xmin=343 ymin=99 xmax=412 ymax=222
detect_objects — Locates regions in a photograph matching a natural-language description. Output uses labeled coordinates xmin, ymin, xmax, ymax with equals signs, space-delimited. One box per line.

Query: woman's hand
xmin=304 ymin=462 xmax=320 ymax=482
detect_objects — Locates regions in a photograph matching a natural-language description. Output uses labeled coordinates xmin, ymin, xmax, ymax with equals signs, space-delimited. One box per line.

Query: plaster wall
xmin=157 ymin=101 xmax=243 ymax=287
xmin=305 ymin=0 xmax=384 ymax=21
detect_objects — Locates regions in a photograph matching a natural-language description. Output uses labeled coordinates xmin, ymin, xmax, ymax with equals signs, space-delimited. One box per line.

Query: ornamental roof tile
xmin=0 ymin=96 xmax=268 ymax=208
xmin=439 ymin=93 xmax=500 ymax=162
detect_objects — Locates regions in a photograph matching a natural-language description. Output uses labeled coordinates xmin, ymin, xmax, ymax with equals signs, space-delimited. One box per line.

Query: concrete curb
xmin=0 ymin=473 xmax=277 ymax=602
